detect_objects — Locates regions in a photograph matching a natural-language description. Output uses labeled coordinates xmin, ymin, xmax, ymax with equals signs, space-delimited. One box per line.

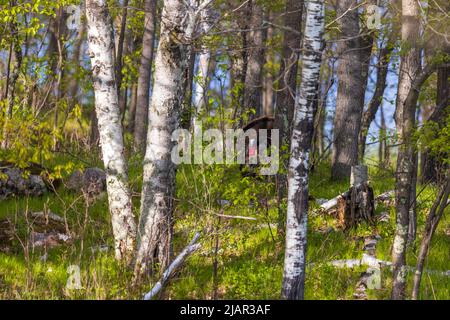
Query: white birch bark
xmin=135 ymin=0 xmax=212 ymax=277
xmin=85 ymin=0 xmax=137 ymax=263
xmin=392 ymin=0 xmax=421 ymax=300
xmin=281 ymin=0 xmax=325 ymax=300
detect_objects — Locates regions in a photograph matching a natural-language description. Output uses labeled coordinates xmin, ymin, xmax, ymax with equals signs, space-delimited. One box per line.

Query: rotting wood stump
xmin=335 ymin=166 xmax=375 ymax=229
xmin=336 ymin=181 xmax=375 ymax=229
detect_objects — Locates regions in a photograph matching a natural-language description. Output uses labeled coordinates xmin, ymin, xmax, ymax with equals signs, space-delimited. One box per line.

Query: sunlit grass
xmin=0 ymin=158 xmax=448 ymax=300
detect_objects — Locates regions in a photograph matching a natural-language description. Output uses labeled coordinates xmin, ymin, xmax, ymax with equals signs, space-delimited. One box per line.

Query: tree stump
xmin=336 ymin=166 xmax=375 ymax=229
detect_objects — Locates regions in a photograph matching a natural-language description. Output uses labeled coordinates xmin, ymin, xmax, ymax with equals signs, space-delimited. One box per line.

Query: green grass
xmin=0 ymin=158 xmax=449 ymax=300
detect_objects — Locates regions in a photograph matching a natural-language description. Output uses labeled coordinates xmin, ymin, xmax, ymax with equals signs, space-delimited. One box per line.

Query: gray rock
xmin=28 ymin=211 xmax=72 ymax=249
xmin=0 ymin=167 xmax=47 ymax=199
xmin=66 ymin=169 xmax=83 ymax=190
xmin=30 ymin=231 xmax=71 ymax=249
xmin=67 ymin=167 xmax=106 ymax=197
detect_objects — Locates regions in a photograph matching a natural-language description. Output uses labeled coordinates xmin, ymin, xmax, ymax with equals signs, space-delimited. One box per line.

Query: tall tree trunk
xmin=191 ymin=7 xmax=215 ymax=128
xmin=1 ymin=2 xmax=22 ymax=149
xmin=180 ymin=47 xmax=196 ymax=129
xmin=331 ymin=0 xmax=366 ymax=180
xmin=52 ymin=8 xmax=68 ymax=150
xmin=312 ymin=57 xmax=332 ymax=164
xmin=134 ymin=0 xmax=157 ymax=151
xmin=243 ymin=0 xmax=265 ymax=120
xmin=66 ymin=1 xmax=87 ymax=116
xmin=420 ymin=64 xmax=449 ymax=184
xmin=119 ymin=34 xmax=134 ymax=124
xmin=391 ymin=0 xmax=421 ymax=300
xmin=127 ymin=83 xmax=138 ymax=132
xmin=191 ymin=48 xmax=211 ymax=128
xmin=275 ymin=0 xmax=303 ymax=147
xmin=411 ymin=176 xmax=450 ymax=299
xmin=262 ymin=11 xmax=274 ymax=117
xmin=359 ymin=41 xmax=393 ymax=160
xmin=89 ymin=108 xmax=100 ymax=147
xmin=379 ymin=104 xmax=388 ymax=167
xmin=229 ymin=4 xmax=249 ymax=127
xmin=86 ymin=0 xmax=137 ymax=263
xmin=274 ymin=0 xmax=303 ymax=236
xmin=281 ymin=0 xmax=325 ymax=300
xmin=116 ymin=0 xmax=129 ymax=117
xmin=134 ymin=0 xmax=209 ymax=278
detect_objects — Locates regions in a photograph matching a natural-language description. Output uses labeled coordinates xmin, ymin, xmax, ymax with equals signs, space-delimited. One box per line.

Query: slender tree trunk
xmin=66 ymin=1 xmax=86 ymax=116
xmin=191 ymin=48 xmax=211 ymax=128
xmin=408 ymin=148 xmax=418 ymax=245
xmin=229 ymin=6 xmax=249 ymax=127
xmin=180 ymin=47 xmax=196 ymax=129
xmin=127 ymin=83 xmax=138 ymax=132
xmin=331 ymin=0 xmax=366 ymax=180
xmin=391 ymin=0 xmax=421 ymax=300
xmin=379 ymin=104 xmax=388 ymax=167
xmin=275 ymin=0 xmax=303 ymax=147
xmin=359 ymin=41 xmax=393 ymax=160
xmin=312 ymin=58 xmax=331 ymax=163
xmin=420 ymin=64 xmax=449 ymax=184
xmin=281 ymin=0 xmax=325 ymax=300
xmin=262 ymin=11 xmax=274 ymax=117
xmin=191 ymin=7 xmax=216 ymax=129
xmin=1 ymin=1 xmax=22 ymax=149
xmin=115 ymin=0 xmax=129 ymax=116
xmin=53 ymin=8 xmax=68 ymax=150
xmin=411 ymin=177 xmax=450 ymax=299
xmin=134 ymin=0 xmax=157 ymax=151
xmin=243 ymin=0 xmax=265 ymax=120
xmin=119 ymin=32 xmax=134 ymax=124
xmin=86 ymin=0 xmax=137 ymax=263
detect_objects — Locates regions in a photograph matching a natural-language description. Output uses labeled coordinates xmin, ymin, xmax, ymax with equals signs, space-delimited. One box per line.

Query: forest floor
xmin=0 ymin=152 xmax=449 ymax=300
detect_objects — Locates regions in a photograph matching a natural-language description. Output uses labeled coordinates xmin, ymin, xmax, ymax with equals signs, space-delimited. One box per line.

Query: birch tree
xmin=281 ymin=0 xmax=325 ymax=300
xmin=134 ymin=0 xmax=213 ymax=277
xmin=331 ymin=0 xmax=367 ymax=180
xmin=391 ymin=0 xmax=421 ymax=300
xmin=85 ymin=0 xmax=137 ymax=263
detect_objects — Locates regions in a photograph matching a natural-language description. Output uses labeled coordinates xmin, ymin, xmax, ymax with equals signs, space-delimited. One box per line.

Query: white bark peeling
xmin=282 ymin=0 xmax=325 ymax=300
xmin=86 ymin=0 xmax=136 ymax=262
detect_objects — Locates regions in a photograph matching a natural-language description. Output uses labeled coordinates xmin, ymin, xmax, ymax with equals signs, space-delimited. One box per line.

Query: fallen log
xmin=374 ymin=190 xmax=394 ymax=202
xmin=143 ymin=232 xmax=201 ymax=300
xmin=322 ymin=255 xmax=450 ymax=277
xmin=215 ymin=213 xmax=257 ymax=220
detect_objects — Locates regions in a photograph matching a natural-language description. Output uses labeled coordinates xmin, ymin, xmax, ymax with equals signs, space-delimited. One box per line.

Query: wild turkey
xmin=240 ymin=116 xmax=275 ymax=176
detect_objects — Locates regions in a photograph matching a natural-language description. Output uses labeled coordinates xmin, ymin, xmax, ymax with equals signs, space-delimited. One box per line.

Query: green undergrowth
xmin=0 ymin=158 xmax=448 ymax=300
